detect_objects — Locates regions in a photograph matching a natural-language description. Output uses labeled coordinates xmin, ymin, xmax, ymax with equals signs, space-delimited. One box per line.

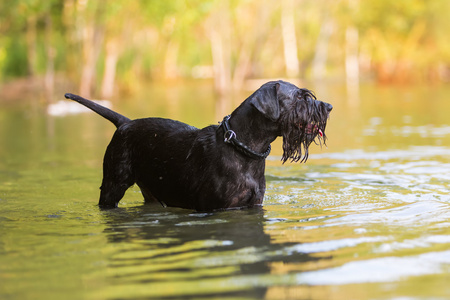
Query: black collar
xmin=220 ymin=115 xmax=271 ymax=160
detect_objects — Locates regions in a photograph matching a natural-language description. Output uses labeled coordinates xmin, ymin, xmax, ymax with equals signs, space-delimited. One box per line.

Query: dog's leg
xmin=138 ymin=184 xmax=167 ymax=208
xmin=99 ymin=162 xmax=134 ymax=208
xmin=99 ymin=181 xmax=131 ymax=208
xmin=98 ymin=140 xmax=134 ymax=208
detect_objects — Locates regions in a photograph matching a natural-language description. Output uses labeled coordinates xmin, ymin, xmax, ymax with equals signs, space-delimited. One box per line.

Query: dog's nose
xmin=325 ymin=103 xmax=333 ymax=112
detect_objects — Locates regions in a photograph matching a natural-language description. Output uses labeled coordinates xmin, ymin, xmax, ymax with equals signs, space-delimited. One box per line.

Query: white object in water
xmin=47 ymin=100 xmax=112 ymax=116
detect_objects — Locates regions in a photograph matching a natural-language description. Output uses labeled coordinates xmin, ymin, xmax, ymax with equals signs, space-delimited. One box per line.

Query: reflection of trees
xmin=1 ymin=0 xmax=449 ymax=101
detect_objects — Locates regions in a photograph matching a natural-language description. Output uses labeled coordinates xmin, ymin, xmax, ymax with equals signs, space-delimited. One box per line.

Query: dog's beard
xmin=280 ymin=96 xmax=329 ymax=163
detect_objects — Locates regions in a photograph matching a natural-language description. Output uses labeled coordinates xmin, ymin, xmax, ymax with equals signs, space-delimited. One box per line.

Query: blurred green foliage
xmin=0 ymin=0 xmax=449 ymax=97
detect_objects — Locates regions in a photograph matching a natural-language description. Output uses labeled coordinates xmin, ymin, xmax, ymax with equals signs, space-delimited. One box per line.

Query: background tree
xmin=1 ymin=0 xmax=449 ymax=100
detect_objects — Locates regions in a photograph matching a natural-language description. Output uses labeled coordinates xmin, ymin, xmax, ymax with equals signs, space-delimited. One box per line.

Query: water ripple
xmin=328 ymin=200 xmax=450 ymax=227
xmin=296 ymin=250 xmax=450 ymax=285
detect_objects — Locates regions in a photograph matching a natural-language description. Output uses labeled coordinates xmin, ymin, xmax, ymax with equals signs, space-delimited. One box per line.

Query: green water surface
xmin=1 ymin=83 xmax=449 ymax=299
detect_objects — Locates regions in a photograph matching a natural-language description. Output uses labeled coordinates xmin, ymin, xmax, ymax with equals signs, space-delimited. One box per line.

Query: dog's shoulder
xmin=192 ymin=124 xmax=220 ymax=145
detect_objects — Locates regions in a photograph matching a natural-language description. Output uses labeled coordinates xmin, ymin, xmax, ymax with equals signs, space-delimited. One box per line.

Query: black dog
xmin=65 ymin=80 xmax=332 ymax=211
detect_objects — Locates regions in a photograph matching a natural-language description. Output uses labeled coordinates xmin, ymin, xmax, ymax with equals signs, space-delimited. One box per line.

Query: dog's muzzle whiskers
xmin=280 ymin=93 xmax=330 ymax=164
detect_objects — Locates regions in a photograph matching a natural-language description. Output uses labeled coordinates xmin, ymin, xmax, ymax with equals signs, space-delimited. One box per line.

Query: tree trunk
xmin=211 ymin=28 xmax=231 ymax=95
xmin=232 ymin=45 xmax=251 ymax=91
xmin=164 ymin=39 xmax=180 ymax=80
xmin=345 ymin=26 xmax=359 ymax=88
xmin=101 ymin=39 xmax=119 ymax=99
xmin=209 ymin=1 xmax=231 ymax=95
xmin=80 ymin=22 xmax=103 ymax=98
xmin=26 ymin=16 xmax=38 ymax=77
xmin=312 ymin=19 xmax=333 ymax=80
xmin=345 ymin=26 xmax=360 ymax=104
xmin=44 ymin=14 xmax=55 ymax=102
xmin=281 ymin=0 xmax=299 ymax=78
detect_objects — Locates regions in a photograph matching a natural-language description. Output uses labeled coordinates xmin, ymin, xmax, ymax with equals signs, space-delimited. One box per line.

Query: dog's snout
xmin=325 ymin=103 xmax=333 ymax=112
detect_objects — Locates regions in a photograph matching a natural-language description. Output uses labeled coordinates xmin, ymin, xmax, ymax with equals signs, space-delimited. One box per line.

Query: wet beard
xmin=280 ymin=99 xmax=329 ymax=163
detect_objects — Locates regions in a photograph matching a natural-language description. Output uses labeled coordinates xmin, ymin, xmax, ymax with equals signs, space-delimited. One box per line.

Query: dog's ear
xmin=250 ymin=82 xmax=280 ymax=121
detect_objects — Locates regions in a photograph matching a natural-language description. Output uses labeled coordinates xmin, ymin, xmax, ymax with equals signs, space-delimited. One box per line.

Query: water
xmin=1 ymin=83 xmax=449 ymax=299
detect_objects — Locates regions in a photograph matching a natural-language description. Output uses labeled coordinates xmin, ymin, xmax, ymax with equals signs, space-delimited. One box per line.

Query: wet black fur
xmin=64 ymin=80 xmax=332 ymax=211
xmin=279 ymin=89 xmax=330 ymax=163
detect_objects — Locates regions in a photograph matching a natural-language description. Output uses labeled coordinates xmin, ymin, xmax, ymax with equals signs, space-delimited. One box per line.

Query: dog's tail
xmin=64 ymin=93 xmax=130 ymax=128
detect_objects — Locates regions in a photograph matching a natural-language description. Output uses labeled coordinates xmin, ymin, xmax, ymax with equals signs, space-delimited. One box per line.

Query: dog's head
xmin=251 ymin=80 xmax=332 ymax=163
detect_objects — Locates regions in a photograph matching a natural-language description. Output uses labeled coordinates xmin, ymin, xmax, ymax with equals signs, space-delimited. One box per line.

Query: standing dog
xmin=65 ymin=80 xmax=332 ymax=211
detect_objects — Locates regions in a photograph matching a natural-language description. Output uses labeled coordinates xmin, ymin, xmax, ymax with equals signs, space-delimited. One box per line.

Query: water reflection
xmin=99 ymin=205 xmax=319 ymax=299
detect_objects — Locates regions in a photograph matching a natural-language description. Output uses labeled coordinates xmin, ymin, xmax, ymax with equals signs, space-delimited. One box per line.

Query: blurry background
xmin=1 ymin=0 xmax=449 ymax=101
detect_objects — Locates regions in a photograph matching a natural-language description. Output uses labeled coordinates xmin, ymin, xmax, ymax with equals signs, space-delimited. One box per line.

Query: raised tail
xmin=64 ymin=93 xmax=130 ymax=128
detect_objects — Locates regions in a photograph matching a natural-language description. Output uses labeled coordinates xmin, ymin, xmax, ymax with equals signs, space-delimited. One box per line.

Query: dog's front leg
xmin=99 ymin=181 xmax=130 ymax=208
xmin=98 ymin=135 xmax=135 ymax=208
